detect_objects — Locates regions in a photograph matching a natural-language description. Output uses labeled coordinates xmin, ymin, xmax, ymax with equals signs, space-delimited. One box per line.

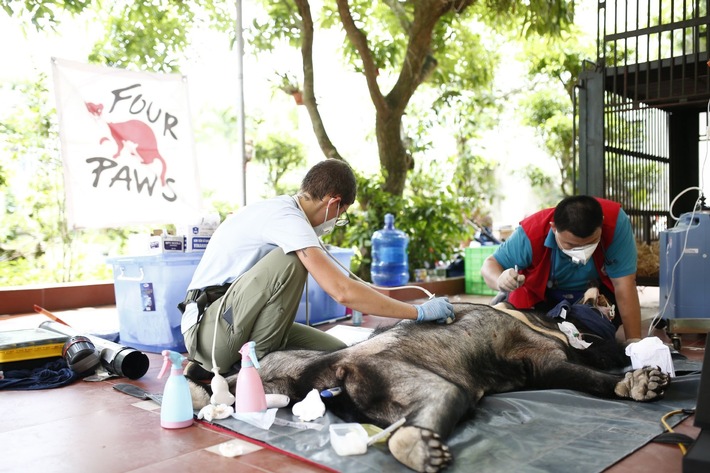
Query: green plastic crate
xmin=464 ymin=246 xmax=499 ymax=295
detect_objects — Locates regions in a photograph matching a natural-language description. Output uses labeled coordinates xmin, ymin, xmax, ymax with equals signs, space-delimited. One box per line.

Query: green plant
xmin=253 ymin=134 xmax=307 ymax=197
xmin=339 ymin=163 xmax=475 ymax=283
xmin=273 ymin=72 xmax=300 ymax=95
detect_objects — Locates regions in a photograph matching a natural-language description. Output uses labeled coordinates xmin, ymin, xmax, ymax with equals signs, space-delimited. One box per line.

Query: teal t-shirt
xmin=493 ymin=209 xmax=637 ymax=292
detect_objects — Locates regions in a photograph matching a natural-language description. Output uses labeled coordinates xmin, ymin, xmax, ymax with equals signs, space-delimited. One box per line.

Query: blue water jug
xmin=371 ymin=213 xmax=409 ymax=286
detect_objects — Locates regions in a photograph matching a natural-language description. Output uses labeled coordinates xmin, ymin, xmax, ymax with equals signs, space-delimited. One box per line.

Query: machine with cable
xmin=655 ymin=188 xmax=710 ymax=472
xmin=657 ymin=189 xmax=710 ymax=350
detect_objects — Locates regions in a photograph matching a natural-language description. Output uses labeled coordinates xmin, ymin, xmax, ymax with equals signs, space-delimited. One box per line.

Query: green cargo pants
xmin=183 ymin=248 xmax=346 ymax=374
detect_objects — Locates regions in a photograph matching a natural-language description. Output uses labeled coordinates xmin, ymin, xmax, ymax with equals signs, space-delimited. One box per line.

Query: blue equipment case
xmin=658 ymin=211 xmax=710 ymax=350
xmin=659 ymin=212 xmax=710 ymax=319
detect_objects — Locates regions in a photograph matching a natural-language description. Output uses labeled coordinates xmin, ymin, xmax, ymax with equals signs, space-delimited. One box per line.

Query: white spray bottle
xmin=157 ymin=350 xmax=194 ymax=429
xmin=234 ymin=341 xmax=267 ymax=413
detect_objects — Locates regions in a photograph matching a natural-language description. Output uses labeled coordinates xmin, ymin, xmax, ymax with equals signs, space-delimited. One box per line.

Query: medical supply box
xmin=296 ymin=247 xmax=355 ymax=326
xmin=107 ymin=253 xmax=203 ymax=353
xmin=176 ymin=215 xmax=219 ymax=253
xmin=659 ymin=212 xmax=710 ymax=319
xmin=464 ymin=245 xmax=499 ymax=296
xmin=148 ymin=233 xmax=184 ymax=253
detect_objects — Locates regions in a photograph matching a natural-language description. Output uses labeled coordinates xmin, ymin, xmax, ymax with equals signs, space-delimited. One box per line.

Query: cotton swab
xmin=367 ymin=417 xmax=406 ymax=446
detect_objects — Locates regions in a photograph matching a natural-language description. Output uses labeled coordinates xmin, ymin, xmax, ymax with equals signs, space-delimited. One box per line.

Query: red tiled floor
xmin=0 ymin=294 xmax=706 ymax=473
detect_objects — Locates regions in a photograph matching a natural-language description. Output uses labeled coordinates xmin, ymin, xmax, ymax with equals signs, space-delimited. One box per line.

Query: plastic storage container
xmin=465 ymin=246 xmax=499 ymax=295
xmin=107 ymin=253 xmax=203 ymax=353
xmin=659 ymin=212 xmax=710 ymax=319
xmin=371 ymin=213 xmax=409 ymax=287
xmin=329 ymin=423 xmax=368 ymax=456
xmin=296 ymin=247 xmax=355 ymax=325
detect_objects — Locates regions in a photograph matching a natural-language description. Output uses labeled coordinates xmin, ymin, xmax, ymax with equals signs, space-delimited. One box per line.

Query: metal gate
xmin=579 ymin=0 xmax=710 ymax=245
xmin=603 ymin=93 xmax=671 ymax=243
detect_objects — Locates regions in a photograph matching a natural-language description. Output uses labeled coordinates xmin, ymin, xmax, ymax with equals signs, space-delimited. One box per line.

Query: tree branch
xmin=388 ymin=0 xmax=474 ymax=113
xmin=335 ymin=0 xmax=386 ymax=112
xmin=293 ymin=0 xmax=343 ymax=160
xmin=382 ymin=0 xmax=411 ymax=33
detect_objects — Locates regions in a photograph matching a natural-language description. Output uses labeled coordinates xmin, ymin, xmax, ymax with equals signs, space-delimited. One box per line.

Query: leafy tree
xmin=518 ymin=31 xmax=593 ymax=198
xmin=336 ymin=151 xmax=494 ymax=281
xmin=0 ymin=75 xmax=116 ymax=284
xmin=253 ymin=134 xmax=307 ymax=197
xmin=244 ymin=0 xmax=570 ymax=277
xmin=1 ymin=0 xmax=92 ymax=29
xmin=3 ymin=1 xmax=233 ymax=72
xmin=251 ymin=0 xmax=575 ymax=197
xmin=1 ymin=0 xmax=234 ymax=284
xmin=1 ymin=0 xmax=579 ymax=284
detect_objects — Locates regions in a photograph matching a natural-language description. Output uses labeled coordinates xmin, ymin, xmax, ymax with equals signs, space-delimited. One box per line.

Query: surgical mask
xmin=556 ymin=232 xmax=599 ymax=265
xmin=313 ymin=201 xmax=339 ymax=237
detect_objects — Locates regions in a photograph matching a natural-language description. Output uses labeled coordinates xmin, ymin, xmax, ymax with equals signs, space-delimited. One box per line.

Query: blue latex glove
xmin=415 ymin=297 xmax=454 ymax=324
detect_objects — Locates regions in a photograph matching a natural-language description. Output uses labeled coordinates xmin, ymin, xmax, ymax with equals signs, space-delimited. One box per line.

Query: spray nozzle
xmin=239 ymin=341 xmax=260 ymax=369
xmin=158 ymin=350 xmax=187 ymax=379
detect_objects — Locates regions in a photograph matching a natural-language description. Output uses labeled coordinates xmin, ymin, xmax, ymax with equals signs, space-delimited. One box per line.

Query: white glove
xmin=497 ymin=268 xmax=525 ymax=292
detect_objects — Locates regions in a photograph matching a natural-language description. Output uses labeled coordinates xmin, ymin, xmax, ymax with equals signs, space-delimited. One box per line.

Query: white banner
xmin=52 ymin=58 xmax=202 ymax=229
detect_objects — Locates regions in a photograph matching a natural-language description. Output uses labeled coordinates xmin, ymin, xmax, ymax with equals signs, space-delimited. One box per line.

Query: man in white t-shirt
xmin=180 ymin=159 xmax=454 ymax=377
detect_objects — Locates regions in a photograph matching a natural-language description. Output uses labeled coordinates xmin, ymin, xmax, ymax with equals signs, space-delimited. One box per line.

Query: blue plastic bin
xmin=296 ymin=247 xmax=355 ymax=325
xmin=107 ymin=253 xmax=202 ymax=353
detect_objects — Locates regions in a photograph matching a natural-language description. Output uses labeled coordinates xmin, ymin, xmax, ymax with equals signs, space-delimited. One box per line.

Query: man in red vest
xmin=480 ymin=195 xmax=642 ymax=342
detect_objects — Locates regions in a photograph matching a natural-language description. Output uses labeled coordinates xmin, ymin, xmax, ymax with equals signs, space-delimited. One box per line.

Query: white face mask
xmin=556 ymin=232 xmax=599 ymax=265
xmin=313 ymin=201 xmax=339 ymax=237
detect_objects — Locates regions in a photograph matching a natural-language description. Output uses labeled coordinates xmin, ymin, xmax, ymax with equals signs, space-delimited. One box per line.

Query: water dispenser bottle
xmin=371 ymin=213 xmax=409 ymax=286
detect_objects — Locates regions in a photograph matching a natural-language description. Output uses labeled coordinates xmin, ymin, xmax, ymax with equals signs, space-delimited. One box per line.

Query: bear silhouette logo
xmin=86 ymin=102 xmax=167 ymax=186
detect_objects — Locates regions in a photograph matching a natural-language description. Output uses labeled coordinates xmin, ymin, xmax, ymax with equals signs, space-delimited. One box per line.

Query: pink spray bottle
xmin=157 ymin=350 xmax=194 ymax=429
xmin=234 ymin=341 xmax=267 ymax=413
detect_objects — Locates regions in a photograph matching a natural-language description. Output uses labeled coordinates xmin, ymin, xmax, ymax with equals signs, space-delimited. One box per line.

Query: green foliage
xmin=606 ymin=156 xmax=666 ymax=211
xmin=519 ymin=90 xmax=575 ymax=196
xmin=320 ymin=0 xmax=410 ymax=74
xmin=472 ymin=0 xmax=575 ymax=37
xmin=249 ymin=1 xmax=302 ymax=51
xmin=5 ymin=1 xmax=235 ymax=73
xmin=403 ymin=168 xmax=472 ymax=273
xmin=337 ymin=173 xmax=399 ymax=280
xmin=0 ymin=75 xmax=116 ymax=285
xmin=517 ymin=32 xmax=593 ymax=197
xmin=89 ymin=1 xmax=194 ymax=72
xmin=272 ymin=71 xmax=300 ymax=95
xmin=2 ymin=0 xmax=92 ymax=29
xmin=338 ymin=155 xmax=492 ymax=282
xmin=514 ymin=164 xmax=560 ymax=208
xmin=253 ymin=134 xmax=307 ymax=197
xmin=0 ymin=0 xmax=584 ymax=287
xmin=1 ymin=0 xmax=243 ymax=285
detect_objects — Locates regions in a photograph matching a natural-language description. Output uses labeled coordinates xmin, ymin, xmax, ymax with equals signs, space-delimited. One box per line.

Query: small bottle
xmin=157 ymin=350 xmax=193 ymax=429
xmin=235 ymin=341 xmax=267 ymax=413
xmin=371 ymin=213 xmax=410 ymax=287
xmin=351 ymin=310 xmax=363 ymax=326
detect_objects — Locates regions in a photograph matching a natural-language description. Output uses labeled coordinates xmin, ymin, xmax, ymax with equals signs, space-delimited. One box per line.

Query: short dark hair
xmin=300 ymin=159 xmax=357 ymax=205
xmin=553 ymin=195 xmax=603 ymax=237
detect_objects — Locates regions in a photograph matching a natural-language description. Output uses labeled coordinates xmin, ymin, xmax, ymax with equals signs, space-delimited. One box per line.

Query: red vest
xmin=507 ymin=198 xmax=621 ymax=309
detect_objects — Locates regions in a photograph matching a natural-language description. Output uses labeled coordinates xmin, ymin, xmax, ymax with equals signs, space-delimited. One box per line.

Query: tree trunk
xmin=376 ymin=111 xmax=411 ymax=196
xmin=335 ymin=0 xmax=475 ymax=196
xmin=296 ymin=0 xmax=477 ymax=190
xmin=294 ymin=0 xmax=344 ymax=161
